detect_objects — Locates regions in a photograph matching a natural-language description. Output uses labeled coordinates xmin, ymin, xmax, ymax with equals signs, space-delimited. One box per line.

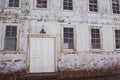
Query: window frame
xmin=88 ymin=0 xmax=99 ymax=12
xmin=61 ymin=0 xmax=75 ymax=11
xmin=114 ymin=29 xmax=120 ymax=49
xmin=2 ymin=24 xmax=19 ymax=52
xmin=89 ymin=26 xmax=102 ymax=52
xmin=91 ymin=29 xmax=101 ymax=49
xmin=9 ymin=0 xmax=19 ymax=7
xmin=63 ymin=27 xmax=74 ymax=50
xmin=63 ymin=0 xmax=73 ymax=10
xmin=34 ymin=0 xmax=50 ymax=10
xmin=4 ymin=25 xmax=17 ymax=51
xmin=112 ymin=0 xmax=120 ymax=14
xmin=113 ymin=27 xmax=120 ymax=52
xmin=61 ymin=25 xmax=77 ymax=53
xmin=36 ymin=0 xmax=47 ymax=8
xmin=8 ymin=0 xmax=20 ymax=8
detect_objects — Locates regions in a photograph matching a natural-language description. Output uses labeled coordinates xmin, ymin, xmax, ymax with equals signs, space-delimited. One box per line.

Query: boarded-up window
xmin=89 ymin=0 xmax=98 ymax=12
xmin=63 ymin=28 xmax=74 ymax=49
xmin=9 ymin=0 xmax=19 ymax=7
xmin=91 ymin=29 xmax=101 ymax=49
xmin=63 ymin=0 xmax=73 ymax=10
xmin=112 ymin=0 xmax=120 ymax=14
xmin=115 ymin=30 xmax=120 ymax=48
xmin=4 ymin=26 xmax=17 ymax=50
xmin=37 ymin=0 xmax=47 ymax=8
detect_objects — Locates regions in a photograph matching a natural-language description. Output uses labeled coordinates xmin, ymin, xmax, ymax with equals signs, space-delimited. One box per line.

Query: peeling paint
xmin=0 ymin=0 xmax=120 ymax=73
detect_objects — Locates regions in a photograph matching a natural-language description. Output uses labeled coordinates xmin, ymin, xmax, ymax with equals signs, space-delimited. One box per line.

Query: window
xmin=9 ymin=0 xmax=19 ymax=7
xmin=89 ymin=0 xmax=98 ymax=12
xmin=112 ymin=0 xmax=120 ymax=14
xmin=63 ymin=28 xmax=74 ymax=49
xmin=63 ymin=0 xmax=73 ymax=10
xmin=36 ymin=0 xmax=47 ymax=8
xmin=91 ymin=29 xmax=101 ymax=49
xmin=4 ymin=26 xmax=17 ymax=50
xmin=115 ymin=30 xmax=120 ymax=49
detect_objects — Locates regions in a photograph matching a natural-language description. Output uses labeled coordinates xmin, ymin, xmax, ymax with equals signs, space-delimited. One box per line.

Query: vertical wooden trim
xmin=27 ymin=35 xmax=30 ymax=74
xmin=74 ymin=25 xmax=77 ymax=52
xmin=54 ymin=37 xmax=57 ymax=72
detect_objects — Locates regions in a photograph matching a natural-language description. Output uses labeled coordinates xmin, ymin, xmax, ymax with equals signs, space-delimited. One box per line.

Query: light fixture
xmin=40 ymin=25 xmax=46 ymax=34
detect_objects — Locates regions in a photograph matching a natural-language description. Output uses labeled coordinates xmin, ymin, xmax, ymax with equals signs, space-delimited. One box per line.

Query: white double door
xmin=29 ymin=38 xmax=55 ymax=73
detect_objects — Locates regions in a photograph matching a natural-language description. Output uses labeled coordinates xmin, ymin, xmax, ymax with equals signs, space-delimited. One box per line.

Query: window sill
xmin=112 ymin=13 xmax=120 ymax=17
xmin=62 ymin=9 xmax=75 ymax=13
xmin=1 ymin=50 xmax=18 ymax=54
xmin=5 ymin=7 xmax=21 ymax=10
xmin=90 ymin=49 xmax=103 ymax=53
xmin=33 ymin=7 xmax=49 ymax=11
xmin=62 ymin=49 xmax=77 ymax=54
xmin=114 ymin=49 xmax=120 ymax=52
xmin=88 ymin=11 xmax=99 ymax=14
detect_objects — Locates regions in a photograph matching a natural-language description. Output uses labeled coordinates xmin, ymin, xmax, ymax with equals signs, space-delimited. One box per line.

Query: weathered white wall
xmin=0 ymin=0 xmax=120 ymax=53
xmin=0 ymin=0 xmax=120 ymax=72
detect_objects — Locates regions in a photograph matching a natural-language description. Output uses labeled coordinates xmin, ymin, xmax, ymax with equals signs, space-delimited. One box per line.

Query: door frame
xmin=27 ymin=34 xmax=57 ymax=73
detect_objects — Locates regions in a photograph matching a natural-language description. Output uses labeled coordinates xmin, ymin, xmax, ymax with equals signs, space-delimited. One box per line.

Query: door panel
xmin=29 ymin=38 xmax=55 ymax=73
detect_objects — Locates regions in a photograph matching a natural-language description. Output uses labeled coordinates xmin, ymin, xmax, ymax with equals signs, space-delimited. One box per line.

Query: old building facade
xmin=0 ymin=0 xmax=120 ymax=73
